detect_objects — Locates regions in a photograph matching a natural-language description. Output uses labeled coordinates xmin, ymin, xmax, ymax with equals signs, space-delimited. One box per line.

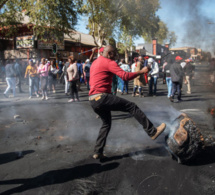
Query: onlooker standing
xmin=48 ymin=60 xmax=58 ymax=93
xmin=84 ymin=59 xmax=91 ymax=90
xmin=120 ymin=59 xmax=131 ymax=95
xmin=67 ymin=56 xmax=79 ymax=102
xmin=133 ymin=56 xmax=146 ymax=97
xmin=25 ymin=59 xmax=39 ymax=99
xmin=77 ymin=60 xmax=83 ymax=91
xmin=170 ymin=56 xmax=184 ymax=103
xmin=164 ymin=58 xmax=173 ymax=98
xmin=148 ymin=58 xmax=159 ymax=97
xmin=184 ymin=59 xmax=195 ymax=94
xmin=14 ymin=59 xmax=24 ymax=93
xmin=62 ymin=60 xmax=70 ymax=95
xmin=38 ymin=58 xmax=49 ymax=100
xmin=3 ymin=60 xmax=16 ymax=98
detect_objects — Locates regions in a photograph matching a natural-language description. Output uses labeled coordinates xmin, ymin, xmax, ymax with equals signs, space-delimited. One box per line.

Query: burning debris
xmin=166 ymin=113 xmax=215 ymax=164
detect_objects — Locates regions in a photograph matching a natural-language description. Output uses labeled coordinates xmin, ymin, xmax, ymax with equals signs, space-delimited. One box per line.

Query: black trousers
xmin=69 ymin=80 xmax=78 ymax=99
xmin=16 ymin=76 xmax=22 ymax=92
xmin=90 ymin=93 xmax=157 ymax=154
xmin=171 ymin=82 xmax=182 ymax=100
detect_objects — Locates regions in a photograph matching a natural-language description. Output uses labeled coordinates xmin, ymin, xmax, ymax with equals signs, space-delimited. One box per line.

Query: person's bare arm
xmin=89 ymin=47 xmax=98 ymax=62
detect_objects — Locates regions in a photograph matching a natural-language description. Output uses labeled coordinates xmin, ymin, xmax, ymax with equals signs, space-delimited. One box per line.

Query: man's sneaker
xmin=41 ymin=96 xmax=45 ymax=100
xmin=93 ymin=153 xmax=106 ymax=159
xmin=169 ymin=96 xmax=174 ymax=102
xmin=36 ymin=94 xmax=40 ymax=98
xmin=29 ymin=96 xmax=32 ymax=99
xmin=45 ymin=96 xmax=49 ymax=100
xmin=3 ymin=93 xmax=8 ymax=98
xmin=151 ymin=123 xmax=166 ymax=140
xmin=68 ymin=99 xmax=74 ymax=102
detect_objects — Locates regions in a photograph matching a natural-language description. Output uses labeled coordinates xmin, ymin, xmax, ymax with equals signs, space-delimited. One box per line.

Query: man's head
xmin=175 ymin=56 xmax=183 ymax=62
xmin=103 ymin=45 xmax=117 ymax=60
xmin=148 ymin=58 xmax=154 ymax=65
xmin=138 ymin=56 xmax=143 ymax=62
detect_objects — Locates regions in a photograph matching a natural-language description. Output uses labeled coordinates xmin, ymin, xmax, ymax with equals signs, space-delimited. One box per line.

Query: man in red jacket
xmin=89 ymin=45 xmax=166 ymax=159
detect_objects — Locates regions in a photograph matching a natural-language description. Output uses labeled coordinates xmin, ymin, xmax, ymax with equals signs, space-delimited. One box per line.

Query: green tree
xmin=0 ymin=0 xmax=83 ymax=38
xmin=84 ymin=0 xmax=161 ymax=47
xmin=142 ymin=20 xmax=177 ymax=47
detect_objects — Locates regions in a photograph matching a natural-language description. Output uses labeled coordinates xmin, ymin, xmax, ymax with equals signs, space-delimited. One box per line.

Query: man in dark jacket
xmin=4 ymin=60 xmax=16 ymax=98
xmin=169 ymin=56 xmax=184 ymax=103
xmin=14 ymin=59 xmax=24 ymax=93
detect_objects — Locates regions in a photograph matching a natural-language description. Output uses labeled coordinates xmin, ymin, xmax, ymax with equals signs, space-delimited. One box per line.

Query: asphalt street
xmin=0 ymin=63 xmax=215 ymax=195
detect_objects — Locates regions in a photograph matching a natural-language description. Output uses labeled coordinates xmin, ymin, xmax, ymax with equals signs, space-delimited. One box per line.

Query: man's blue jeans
xmin=166 ymin=77 xmax=172 ymax=98
xmin=4 ymin=77 xmax=16 ymax=96
xmin=121 ymin=80 xmax=128 ymax=93
xmin=29 ymin=77 xmax=38 ymax=96
xmin=149 ymin=76 xmax=158 ymax=95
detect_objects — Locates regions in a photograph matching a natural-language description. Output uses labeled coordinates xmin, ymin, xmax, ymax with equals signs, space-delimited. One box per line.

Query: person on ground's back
xmin=89 ymin=45 xmax=166 ymax=159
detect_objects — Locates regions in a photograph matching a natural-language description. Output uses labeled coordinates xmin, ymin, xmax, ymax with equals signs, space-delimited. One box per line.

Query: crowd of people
xmin=1 ymin=47 xmax=197 ymax=104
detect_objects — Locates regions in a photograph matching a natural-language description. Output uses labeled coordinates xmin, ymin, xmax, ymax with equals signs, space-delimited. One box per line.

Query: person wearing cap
xmin=169 ymin=56 xmax=184 ymax=103
xmin=25 ymin=59 xmax=40 ymax=99
xmin=89 ymin=45 xmax=166 ymax=159
xmin=184 ymin=59 xmax=195 ymax=94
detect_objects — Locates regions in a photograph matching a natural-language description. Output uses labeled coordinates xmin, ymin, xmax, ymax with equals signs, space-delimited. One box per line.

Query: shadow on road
xmin=0 ymin=162 xmax=119 ymax=195
xmin=0 ymin=150 xmax=35 ymax=165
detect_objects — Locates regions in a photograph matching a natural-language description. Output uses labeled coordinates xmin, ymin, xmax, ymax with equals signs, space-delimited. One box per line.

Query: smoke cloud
xmin=160 ymin=0 xmax=215 ymax=54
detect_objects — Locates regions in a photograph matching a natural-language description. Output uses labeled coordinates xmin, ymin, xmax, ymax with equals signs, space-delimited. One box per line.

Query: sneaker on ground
xmin=151 ymin=123 xmax=166 ymax=140
xmin=169 ymin=96 xmax=174 ymax=102
xmin=36 ymin=94 xmax=40 ymax=98
xmin=45 ymin=97 xmax=49 ymax=100
xmin=29 ymin=96 xmax=32 ymax=99
xmin=3 ymin=93 xmax=8 ymax=98
xmin=41 ymin=96 xmax=45 ymax=100
xmin=68 ymin=99 xmax=74 ymax=102
xmin=93 ymin=153 xmax=106 ymax=159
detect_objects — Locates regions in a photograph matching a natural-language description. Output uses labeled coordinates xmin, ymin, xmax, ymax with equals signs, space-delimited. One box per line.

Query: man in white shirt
xmin=120 ymin=59 xmax=131 ymax=94
xmin=148 ymin=58 xmax=159 ymax=96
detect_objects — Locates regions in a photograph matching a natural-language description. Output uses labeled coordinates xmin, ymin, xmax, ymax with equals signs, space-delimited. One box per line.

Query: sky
xmin=76 ymin=0 xmax=215 ymax=53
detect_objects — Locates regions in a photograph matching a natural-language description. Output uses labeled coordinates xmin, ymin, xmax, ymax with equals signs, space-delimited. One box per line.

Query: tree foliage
xmin=0 ymin=0 xmax=83 ymax=38
xmin=83 ymin=0 xmax=161 ymax=47
xmin=142 ymin=20 xmax=177 ymax=47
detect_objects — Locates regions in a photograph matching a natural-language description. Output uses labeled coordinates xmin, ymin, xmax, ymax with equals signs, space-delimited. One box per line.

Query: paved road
xmin=0 ymin=64 xmax=215 ymax=195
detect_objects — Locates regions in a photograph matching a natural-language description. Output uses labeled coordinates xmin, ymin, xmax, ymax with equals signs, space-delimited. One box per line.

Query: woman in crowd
xmin=48 ymin=60 xmax=58 ymax=93
xmin=67 ymin=56 xmax=80 ymax=102
xmin=38 ymin=58 xmax=49 ymax=100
